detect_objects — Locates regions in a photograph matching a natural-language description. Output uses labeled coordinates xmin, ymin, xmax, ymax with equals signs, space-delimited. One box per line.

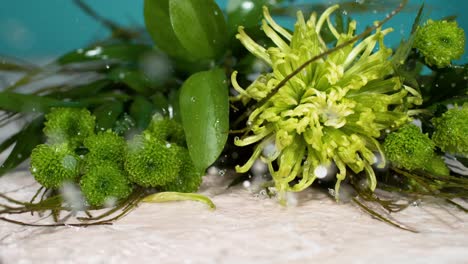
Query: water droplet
xmin=241 ymin=1 xmax=254 ymax=10
xmin=314 ymin=165 xmax=328 ymax=179
xmin=243 ymin=180 xmax=251 ymax=188
xmin=207 ymin=166 xmax=219 ymax=175
xmin=85 ymin=46 xmax=102 ymax=57
xmin=190 ymin=97 xmax=196 ymax=102
xmin=218 ymin=169 xmax=226 ymax=177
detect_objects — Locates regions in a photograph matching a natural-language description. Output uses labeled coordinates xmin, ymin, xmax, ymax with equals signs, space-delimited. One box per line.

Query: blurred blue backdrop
xmin=1 ymin=0 xmax=467 ymax=62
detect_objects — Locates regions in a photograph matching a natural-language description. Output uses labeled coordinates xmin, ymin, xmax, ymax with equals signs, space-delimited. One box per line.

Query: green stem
xmin=142 ymin=192 xmax=216 ymax=210
xmin=352 ymin=197 xmax=418 ymax=233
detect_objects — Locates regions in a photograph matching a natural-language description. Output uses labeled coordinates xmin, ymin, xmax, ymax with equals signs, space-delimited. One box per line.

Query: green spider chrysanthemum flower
xmin=414 ymin=19 xmax=465 ymax=68
xmin=231 ymin=5 xmax=422 ymax=201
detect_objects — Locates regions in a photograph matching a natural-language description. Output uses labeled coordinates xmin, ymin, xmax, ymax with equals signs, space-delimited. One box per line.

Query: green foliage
xmin=0 ymin=91 xmax=83 ymax=113
xmin=169 ymin=0 xmax=227 ymax=60
xmin=144 ymin=0 xmax=190 ymax=59
xmin=383 ymin=124 xmax=448 ymax=175
xmin=129 ymin=96 xmax=155 ymax=130
xmin=414 ymin=19 xmax=465 ymax=68
xmin=226 ymin=0 xmax=268 ymax=37
xmin=83 ymin=130 xmax=126 ymax=169
xmin=179 ymin=68 xmax=229 ymax=171
xmin=424 ymin=156 xmax=450 ymax=176
xmin=30 ymin=144 xmax=80 ymax=189
xmin=432 ymin=105 xmax=468 ymax=156
xmin=57 ymin=44 xmax=151 ymax=65
xmin=144 ymin=0 xmax=227 ymax=61
xmin=92 ymin=101 xmax=124 ymax=132
xmin=44 ymin=107 xmax=96 ymax=148
xmin=80 ymin=162 xmax=133 ymax=207
xmin=125 ymin=134 xmax=182 ymax=187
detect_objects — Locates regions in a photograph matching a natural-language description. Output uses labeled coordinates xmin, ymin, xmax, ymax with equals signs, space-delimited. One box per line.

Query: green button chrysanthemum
xmin=414 ymin=19 xmax=465 ymax=68
xmin=231 ymin=5 xmax=422 ymax=201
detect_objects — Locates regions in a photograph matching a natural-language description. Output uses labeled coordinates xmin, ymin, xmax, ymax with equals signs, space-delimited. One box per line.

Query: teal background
xmin=0 ymin=0 xmax=467 ymax=62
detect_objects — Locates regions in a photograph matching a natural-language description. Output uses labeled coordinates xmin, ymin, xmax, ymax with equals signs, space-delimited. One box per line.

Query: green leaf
xmin=47 ymin=80 xmax=111 ymax=100
xmin=226 ymin=0 xmax=267 ymax=37
xmin=0 ymin=57 xmax=37 ymax=72
xmin=179 ymin=68 xmax=229 ymax=171
xmin=0 ymin=117 xmax=45 ymax=176
xmin=423 ymin=65 xmax=468 ymax=106
xmin=144 ymin=0 xmax=190 ymax=59
xmin=392 ymin=3 xmax=425 ymax=68
xmin=130 ymin=96 xmax=155 ymax=130
xmin=108 ymin=68 xmax=154 ymax=95
xmin=169 ymin=0 xmax=227 ymax=60
xmin=0 ymin=92 xmax=83 ymax=113
xmin=151 ymin=92 xmax=170 ymax=116
xmin=93 ymin=101 xmax=124 ymax=131
xmin=57 ymin=44 xmax=151 ymax=64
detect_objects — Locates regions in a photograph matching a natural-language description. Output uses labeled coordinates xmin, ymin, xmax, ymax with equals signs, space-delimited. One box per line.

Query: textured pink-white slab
xmin=1 ymin=171 xmax=467 ymax=264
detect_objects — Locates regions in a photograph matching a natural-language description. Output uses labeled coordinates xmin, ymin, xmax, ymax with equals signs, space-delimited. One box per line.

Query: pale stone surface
xmin=1 ymin=171 xmax=467 ymax=264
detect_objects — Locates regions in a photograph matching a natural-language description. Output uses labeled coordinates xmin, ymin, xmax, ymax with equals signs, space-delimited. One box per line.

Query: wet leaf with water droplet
xmin=226 ymin=0 xmax=268 ymax=37
xmin=180 ymin=68 xmax=229 ymax=171
xmin=93 ymin=101 xmax=124 ymax=131
xmin=169 ymin=0 xmax=227 ymax=60
xmin=129 ymin=95 xmax=155 ymax=130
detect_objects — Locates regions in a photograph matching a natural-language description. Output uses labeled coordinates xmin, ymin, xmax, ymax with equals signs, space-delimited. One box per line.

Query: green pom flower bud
xmin=383 ymin=124 xmax=435 ymax=171
xmin=161 ymin=147 xmax=203 ymax=193
xmin=145 ymin=114 xmax=186 ymax=146
xmin=124 ymin=134 xmax=182 ymax=187
xmin=30 ymin=144 xmax=80 ymax=189
xmin=432 ymin=105 xmax=468 ymax=156
xmin=83 ymin=130 xmax=126 ymax=169
xmin=44 ymin=107 xmax=95 ymax=148
xmin=80 ymin=162 xmax=133 ymax=207
xmin=414 ymin=19 xmax=465 ymax=68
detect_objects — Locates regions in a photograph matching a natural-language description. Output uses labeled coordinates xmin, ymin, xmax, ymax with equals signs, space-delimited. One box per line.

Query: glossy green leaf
xmin=58 ymin=44 xmax=151 ymax=64
xmin=0 ymin=58 xmax=37 ymax=72
xmin=226 ymin=0 xmax=267 ymax=37
xmin=130 ymin=96 xmax=155 ymax=130
xmin=93 ymin=101 xmax=124 ymax=131
xmin=144 ymin=0 xmax=189 ymax=59
xmin=169 ymin=0 xmax=227 ymax=60
xmin=0 ymin=92 xmax=83 ymax=113
xmin=108 ymin=68 xmax=154 ymax=95
xmin=47 ymin=80 xmax=111 ymax=100
xmin=151 ymin=92 xmax=170 ymax=116
xmin=179 ymin=68 xmax=229 ymax=171
xmin=0 ymin=117 xmax=44 ymax=176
